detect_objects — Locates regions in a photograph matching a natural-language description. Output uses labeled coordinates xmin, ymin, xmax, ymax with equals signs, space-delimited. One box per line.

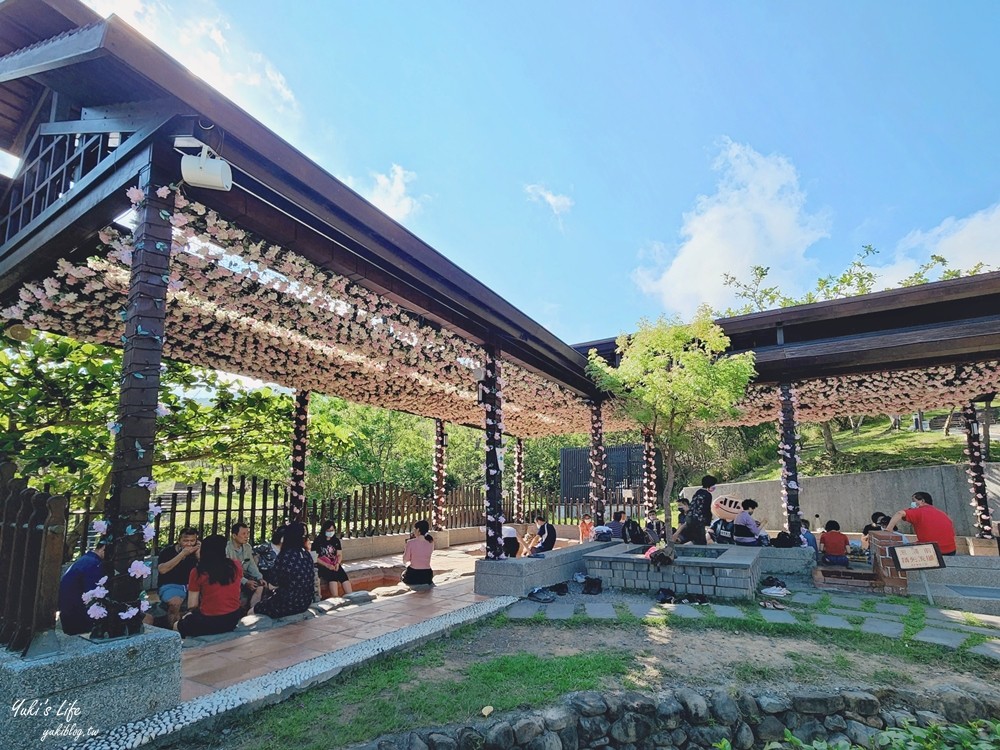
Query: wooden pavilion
xmin=0 ymin=0 xmax=998 ymax=647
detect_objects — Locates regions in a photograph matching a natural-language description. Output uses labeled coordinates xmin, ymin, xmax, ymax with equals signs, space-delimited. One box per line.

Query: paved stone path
xmin=508 ymin=588 xmax=1000 ymax=661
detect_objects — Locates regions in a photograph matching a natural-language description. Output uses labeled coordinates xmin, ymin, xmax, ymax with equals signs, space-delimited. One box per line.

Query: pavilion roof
xmin=0 ymin=0 xmax=627 ymax=437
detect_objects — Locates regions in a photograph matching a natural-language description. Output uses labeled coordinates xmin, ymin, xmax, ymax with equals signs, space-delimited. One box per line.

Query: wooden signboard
xmin=890 ymin=542 xmax=946 ymax=571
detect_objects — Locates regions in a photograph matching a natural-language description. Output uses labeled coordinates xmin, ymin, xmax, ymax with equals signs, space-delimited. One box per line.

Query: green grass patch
xmin=900 ymin=600 xmax=927 ymax=639
xmin=859 ymin=599 xmax=876 ymax=612
xmin=240 ymin=648 xmax=632 ymax=748
xmin=731 ymin=660 xmax=781 ymax=683
xmin=846 ymin=615 xmax=865 ymax=626
xmin=870 ymin=667 xmax=916 ymax=685
xmin=962 ymin=613 xmax=987 ymax=628
xmin=737 ymin=413 xmax=967 ymax=481
xmin=813 ymin=594 xmax=833 ymax=614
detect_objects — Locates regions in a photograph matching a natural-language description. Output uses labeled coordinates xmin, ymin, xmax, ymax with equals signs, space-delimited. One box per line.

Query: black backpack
xmin=772 ymin=531 xmax=795 ymax=548
xmin=623 ymin=519 xmax=651 ymax=545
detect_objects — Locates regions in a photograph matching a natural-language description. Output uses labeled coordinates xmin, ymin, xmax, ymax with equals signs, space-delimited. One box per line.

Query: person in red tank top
xmin=886 ymin=492 xmax=957 ymax=555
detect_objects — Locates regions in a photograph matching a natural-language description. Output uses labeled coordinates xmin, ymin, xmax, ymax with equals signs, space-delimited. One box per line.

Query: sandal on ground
xmin=759 ymin=600 xmax=775 ymax=609
xmin=769 ymin=600 xmax=787 ymax=610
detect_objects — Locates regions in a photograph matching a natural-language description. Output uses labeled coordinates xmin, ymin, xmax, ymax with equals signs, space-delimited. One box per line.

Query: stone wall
xmin=682 ymin=463 xmax=1000 ymax=539
xmin=355 ymin=686 xmax=1000 ymax=750
xmin=584 ymin=544 xmax=761 ymax=600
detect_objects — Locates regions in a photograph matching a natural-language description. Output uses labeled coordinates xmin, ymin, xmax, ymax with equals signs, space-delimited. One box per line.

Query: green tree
xmin=586 ymin=307 xmax=756 ymax=514
xmin=0 ymin=332 xmax=348 ymax=519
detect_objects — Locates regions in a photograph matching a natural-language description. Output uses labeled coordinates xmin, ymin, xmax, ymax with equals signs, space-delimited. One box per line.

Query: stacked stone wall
xmin=354 ymin=687 xmax=1000 ymax=750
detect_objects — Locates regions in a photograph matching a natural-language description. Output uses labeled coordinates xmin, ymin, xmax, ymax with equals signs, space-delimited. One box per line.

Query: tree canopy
xmin=586 ymin=306 xmax=756 ymax=510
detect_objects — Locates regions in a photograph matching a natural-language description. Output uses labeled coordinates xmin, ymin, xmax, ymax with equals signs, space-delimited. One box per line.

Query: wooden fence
xmin=64 ymin=476 xmax=652 ymax=557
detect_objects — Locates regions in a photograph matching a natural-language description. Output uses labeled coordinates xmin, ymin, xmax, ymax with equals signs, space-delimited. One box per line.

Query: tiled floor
xmin=180 ymin=544 xmax=488 ymax=700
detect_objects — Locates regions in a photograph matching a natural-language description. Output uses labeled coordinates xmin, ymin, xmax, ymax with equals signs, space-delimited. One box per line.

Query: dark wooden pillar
xmin=288 ymin=389 xmax=309 ymax=523
xmin=433 ymin=419 xmax=447 ymax=530
xmin=101 ymin=156 xmax=173 ymax=638
xmin=779 ymin=383 xmax=802 ymax=540
xmin=588 ymin=400 xmax=607 ymax=525
xmin=641 ymin=428 xmax=656 ymax=516
xmin=513 ymin=437 xmax=525 ymax=524
xmin=962 ymin=403 xmax=994 ymax=539
xmin=482 ymin=347 xmax=505 ymax=559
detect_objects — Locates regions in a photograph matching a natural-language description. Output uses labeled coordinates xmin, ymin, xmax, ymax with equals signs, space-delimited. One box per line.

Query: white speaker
xmin=180 ymin=147 xmax=233 ymax=191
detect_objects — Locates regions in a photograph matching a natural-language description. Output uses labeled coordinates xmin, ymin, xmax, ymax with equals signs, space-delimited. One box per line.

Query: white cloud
xmin=525 ymin=184 xmax=574 ymax=220
xmin=82 ymin=0 xmax=300 ymax=136
xmin=878 ymin=202 xmax=1000 ymax=284
xmin=634 ymin=138 xmax=830 ymax=317
xmin=365 ymin=164 xmax=420 ymax=222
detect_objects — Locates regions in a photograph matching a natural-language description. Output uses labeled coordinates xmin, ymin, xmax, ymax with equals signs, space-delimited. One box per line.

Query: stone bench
xmin=473 ymin=541 xmax=617 ymax=597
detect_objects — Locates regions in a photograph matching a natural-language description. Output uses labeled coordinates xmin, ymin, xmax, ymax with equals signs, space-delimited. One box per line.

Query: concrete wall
xmin=339 ymin=527 xmax=486 ymax=561
xmin=684 ymin=462 xmax=1000 ymax=538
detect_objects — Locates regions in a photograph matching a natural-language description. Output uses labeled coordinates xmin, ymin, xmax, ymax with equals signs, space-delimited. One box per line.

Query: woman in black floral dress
xmin=252 ymin=522 xmax=314 ymax=619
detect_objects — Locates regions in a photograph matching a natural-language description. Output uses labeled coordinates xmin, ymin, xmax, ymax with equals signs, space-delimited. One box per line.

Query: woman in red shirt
xmin=177 ymin=534 xmax=243 ymax=638
xmin=819 ymin=520 xmax=851 ymax=567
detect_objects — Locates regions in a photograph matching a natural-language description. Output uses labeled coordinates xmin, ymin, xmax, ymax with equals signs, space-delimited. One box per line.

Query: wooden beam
xmin=0 ymin=115 xmax=175 ymax=298
xmin=0 ymin=21 xmax=107 ymax=84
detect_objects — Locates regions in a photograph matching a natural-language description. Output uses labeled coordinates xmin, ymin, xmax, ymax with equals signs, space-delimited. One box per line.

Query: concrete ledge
xmin=0 ymin=626 xmax=180 ymax=747
xmin=758 ymin=546 xmax=818 ymax=575
xmin=473 ymin=541 xmax=617 ymax=597
xmin=911 ymin=554 xmax=1000 ymax=588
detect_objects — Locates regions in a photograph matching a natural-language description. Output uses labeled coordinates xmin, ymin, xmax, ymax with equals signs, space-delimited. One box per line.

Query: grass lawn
xmin=737 ymin=413 xmax=968 ymax=481
xmin=172 ymin=598 xmax=1000 ymax=750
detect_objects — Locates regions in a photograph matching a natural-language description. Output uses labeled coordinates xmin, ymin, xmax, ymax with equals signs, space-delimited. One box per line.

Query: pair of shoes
xmin=551 ymin=582 xmax=569 ymax=596
xmin=655 ymin=587 xmax=675 ymax=604
xmin=527 ymin=587 xmax=556 ymax=603
xmin=573 ymin=572 xmax=588 ymax=584
xmin=760 ymin=586 xmax=790 ymax=597
xmin=759 ymin=599 xmax=787 ymax=610
xmin=694 ymin=594 xmax=709 ymax=605
xmin=761 ymin=576 xmax=787 ymax=588
xmin=582 ymin=576 xmax=602 ymax=595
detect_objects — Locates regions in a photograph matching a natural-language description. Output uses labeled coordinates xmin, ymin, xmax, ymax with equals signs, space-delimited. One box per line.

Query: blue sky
xmin=63 ymin=1 xmax=1000 ymax=344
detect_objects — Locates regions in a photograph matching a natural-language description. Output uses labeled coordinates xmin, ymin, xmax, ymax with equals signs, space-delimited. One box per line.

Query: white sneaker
xmin=573 ymin=572 xmax=587 ymax=584
xmin=761 ymin=586 xmax=789 ymax=597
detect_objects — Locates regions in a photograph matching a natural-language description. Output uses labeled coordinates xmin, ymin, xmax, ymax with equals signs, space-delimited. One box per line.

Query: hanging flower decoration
xmin=1 ymin=185 xmax=636 ymax=439
xmin=719 ymin=362 xmax=1000 ymax=427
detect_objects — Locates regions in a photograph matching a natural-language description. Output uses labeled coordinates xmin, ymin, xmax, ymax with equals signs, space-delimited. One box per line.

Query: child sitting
xmin=579 ymin=513 xmax=594 ymax=543
xmin=819 ymin=520 xmax=850 ymax=567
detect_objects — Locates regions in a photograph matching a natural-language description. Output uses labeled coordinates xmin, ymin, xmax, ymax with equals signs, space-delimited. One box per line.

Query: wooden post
xmin=433 ymin=419 xmax=447 ymax=530
xmin=588 ymin=400 xmax=607 ymax=525
xmin=288 ymin=389 xmax=310 ymax=523
xmin=514 ymin=437 xmax=525 ymax=524
xmin=101 ymin=155 xmax=173 ymax=638
xmin=779 ymin=383 xmax=802 ymax=540
xmin=482 ymin=347 xmax=505 ymax=559
xmin=962 ymin=403 xmax=994 ymax=539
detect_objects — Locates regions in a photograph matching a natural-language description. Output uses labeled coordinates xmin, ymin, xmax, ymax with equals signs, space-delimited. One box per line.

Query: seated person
xmin=254 ymin=526 xmax=284 ymax=585
xmin=732 ymin=499 xmax=766 ymax=546
xmin=529 ymin=514 xmax=556 ymax=555
xmin=402 ymin=520 xmax=435 ymax=585
xmin=501 ymin=524 xmax=522 ymax=557
xmin=578 ymin=514 xmax=594 ymax=544
xmin=157 ymin=527 xmax=201 ymax=628
xmin=314 ymin=520 xmax=352 ymax=598
xmin=800 ymin=518 xmax=818 ymax=554
xmin=645 ymin=512 xmax=666 ymax=544
xmin=226 ymin=521 xmax=265 ymax=613
xmin=176 ymin=534 xmax=243 ymax=639
xmin=819 ymin=520 xmax=850 ymax=567
xmin=252 ymin=522 xmax=315 ymax=619
xmin=709 ymin=516 xmax=735 ymax=545
xmin=58 ymin=541 xmax=107 ymax=635
xmin=861 ymin=512 xmax=890 ymax=551
xmin=607 ymin=511 xmax=626 ymax=540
